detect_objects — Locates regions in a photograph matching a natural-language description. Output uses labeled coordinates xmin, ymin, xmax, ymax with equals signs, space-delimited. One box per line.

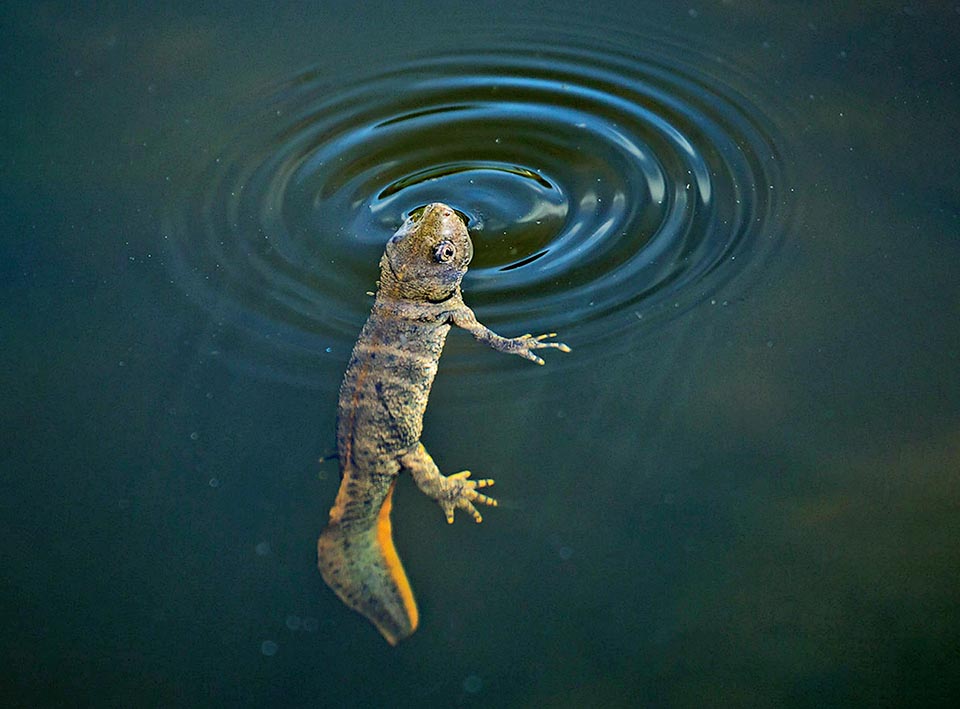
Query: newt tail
xmin=317 ymin=480 xmax=417 ymax=645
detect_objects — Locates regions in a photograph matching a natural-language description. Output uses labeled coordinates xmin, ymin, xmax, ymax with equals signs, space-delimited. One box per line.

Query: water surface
xmin=3 ymin=1 xmax=959 ymax=706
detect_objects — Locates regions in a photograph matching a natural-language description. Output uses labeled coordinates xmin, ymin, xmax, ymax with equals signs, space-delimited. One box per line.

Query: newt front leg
xmin=450 ymin=305 xmax=572 ymax=365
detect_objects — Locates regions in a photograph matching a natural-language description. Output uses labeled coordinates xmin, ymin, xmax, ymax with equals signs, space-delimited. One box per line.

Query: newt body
xmin=317 ymin=203 xmax=569 ymax=644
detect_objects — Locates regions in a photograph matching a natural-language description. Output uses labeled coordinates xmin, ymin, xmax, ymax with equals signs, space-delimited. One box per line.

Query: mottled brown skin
xmin=317 ymin=203 xmax=570 ymax=645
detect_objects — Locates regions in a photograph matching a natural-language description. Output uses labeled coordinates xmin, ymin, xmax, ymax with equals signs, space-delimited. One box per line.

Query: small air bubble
xmin=325 ymin=347 xmax=332 ymax=353
xmin=285 ymin=615 xmax=302 ymax=631
xmin=189 ymin=432 xmax=199 ymax=440
xmin=255 ymin=541 xmax=271 ymax=556
xmin=208 ymin=477 xmax=220 ymax=488
xmin=261 ymin=640 xmax=278 ymax=657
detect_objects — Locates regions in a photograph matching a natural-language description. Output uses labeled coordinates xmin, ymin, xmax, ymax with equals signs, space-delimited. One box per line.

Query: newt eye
xmin=434 ymin=241 xmax=456 ymax=263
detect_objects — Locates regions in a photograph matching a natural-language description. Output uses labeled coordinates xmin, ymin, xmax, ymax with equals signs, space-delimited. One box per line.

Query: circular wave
xmin=163 ymin=43 xmax=787 ymax=384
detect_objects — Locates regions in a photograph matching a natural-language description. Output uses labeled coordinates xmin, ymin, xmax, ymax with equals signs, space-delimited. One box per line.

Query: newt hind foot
xmin=439 ymin=471 xmax=497 ymax=524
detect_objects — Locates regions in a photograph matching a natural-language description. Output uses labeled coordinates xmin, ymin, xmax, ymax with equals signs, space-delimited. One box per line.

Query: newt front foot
xmin=438 ymin=471 xmax=497 ymax=524
xmin=513 ymin=333 xmax=572 ymax=365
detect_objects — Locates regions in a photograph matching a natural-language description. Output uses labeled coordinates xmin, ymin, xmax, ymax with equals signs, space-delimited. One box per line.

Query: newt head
xmin=381 ymin=202 xmax=473 ymax=302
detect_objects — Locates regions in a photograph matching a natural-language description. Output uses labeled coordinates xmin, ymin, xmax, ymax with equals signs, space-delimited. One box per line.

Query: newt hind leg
xmin=400 ymin=443 xmax=498 ymax=524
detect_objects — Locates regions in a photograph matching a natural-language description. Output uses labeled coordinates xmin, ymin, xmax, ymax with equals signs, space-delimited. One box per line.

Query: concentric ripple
xmin=164 ymin=43 xmax=787 ymax=384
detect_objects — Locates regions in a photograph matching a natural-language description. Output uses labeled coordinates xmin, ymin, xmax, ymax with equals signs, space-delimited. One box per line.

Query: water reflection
xmin=163 ymin=42 xmax=789 ymax=385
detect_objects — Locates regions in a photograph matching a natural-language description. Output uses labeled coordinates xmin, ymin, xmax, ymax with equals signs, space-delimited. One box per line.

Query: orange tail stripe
xmin=376 ymin=481 xmax=419 ymax=632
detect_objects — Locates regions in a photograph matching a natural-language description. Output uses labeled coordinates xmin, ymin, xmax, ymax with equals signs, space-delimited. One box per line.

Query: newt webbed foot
xmin=437 ymin=471 xmax=497 ymax=524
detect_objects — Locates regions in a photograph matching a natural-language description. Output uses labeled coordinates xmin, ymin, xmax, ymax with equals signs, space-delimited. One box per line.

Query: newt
xmin=317 ymin=202 xmax=570 ymax=644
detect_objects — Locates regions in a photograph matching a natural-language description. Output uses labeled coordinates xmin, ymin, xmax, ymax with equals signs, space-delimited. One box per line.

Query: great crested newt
xmin=317 ymin=202 xmax=570 ymax=644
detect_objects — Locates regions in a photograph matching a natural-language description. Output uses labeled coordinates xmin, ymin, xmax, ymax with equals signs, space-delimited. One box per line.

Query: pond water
xmin=3 ymin=1 xmax=959 ymax=706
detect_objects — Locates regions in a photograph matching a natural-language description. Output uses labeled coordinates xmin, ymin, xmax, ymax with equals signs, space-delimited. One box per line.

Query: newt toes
xmin=317 ymin=202 xmax=569 ymax=644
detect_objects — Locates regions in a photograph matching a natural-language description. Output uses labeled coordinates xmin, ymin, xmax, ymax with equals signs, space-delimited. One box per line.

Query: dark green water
xmin=3 ymin=1 xmax=959 ymax=706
